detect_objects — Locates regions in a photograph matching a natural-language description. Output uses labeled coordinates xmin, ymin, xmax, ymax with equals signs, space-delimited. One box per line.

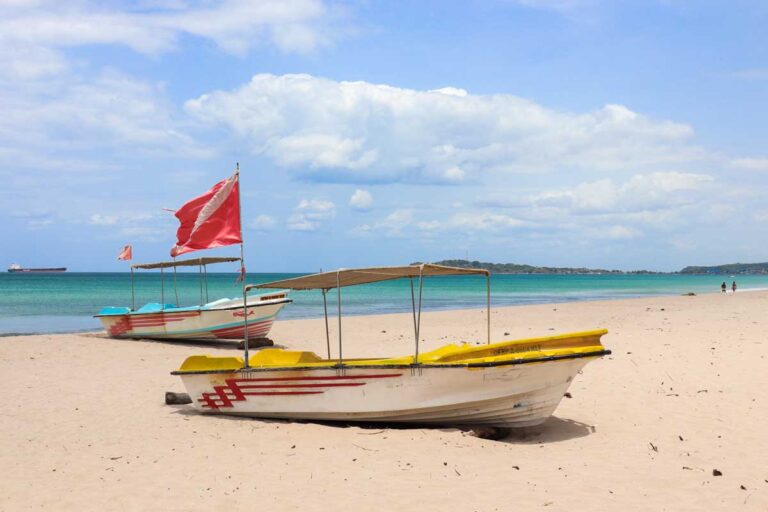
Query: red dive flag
xmin=170 ymin=172 xmax=242 ymax=257
xmin=117 ymin=245 xmax=133 ymax=261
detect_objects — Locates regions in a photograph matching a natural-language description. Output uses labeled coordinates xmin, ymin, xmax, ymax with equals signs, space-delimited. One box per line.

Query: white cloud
xmin=591 ymin=225 xmax=641 ymax=240
xmin=297 ymin=199 xmax=335 ymax=215
xmin=88 ymin=214 xmax=118 ymax=226
xmin=270 ymin=134 xmax=377 ymax=170
xmin=449 ymin=170 xmax=727 ymax=248
xmin=0 ymin=1 xmax=342 ymax=174
xmin=0 ymin=0 xmax=344 ymax=182
xmin=352 ymin=209 xmax=526 ymax=237
xmin=287 ymin=198 xmax=335 ymax=231
xmin=730 ymin=157 xmax=768 ymax=171
xmin=430 ymin=87 xmax=468 ymax=97
xmin=118 ymin=226 xmax=167 ymax=242
xmin=186 ymin=74 xmax=706 ymax=184
xmin=443 ymin=166 xmax=465 ymax=182
xmin=416 ymin=220 xmax=441 ymax=231
xmin=352 ymin=209 xmax=413 ymax=237
xmin=0 ymin=44 xmax=67 ymax=80
xmin=286 ymin=215 xmax=315 ymax=232
xmin=0 ymin=0 xmax=337 ymax=72
xmin=251 ymin=214 xmax=276 ymax=230
xmin=532 ymin=172 xmax=713 ymax=213
xmin=0 ymin=69 xmax=213 ymax=172
xmin=349 ymin=189 xmax=373 ymax=210
xmin=448 ymin=212 xmax=526 ymax=232
xmin=84 ymin=211 xmax=170 ymax=241
xmin=11 ymin=209 xmax=54 ymax=229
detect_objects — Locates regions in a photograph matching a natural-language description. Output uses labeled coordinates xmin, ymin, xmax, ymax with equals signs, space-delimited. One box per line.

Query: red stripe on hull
xmin=199 ymin=388 xmax=324 ymax=408
xmin=196 ymin=374 xmax=403 ymax=410
xmin=237 ymin=382 xmax=365 ymax=389
xmin=105 ymin=311 xmax=203 ymax=335
xmin=211 ymin=320 xmax=274 ymax=340
xmin=106 ymin=316 xmax=275 ymax=339
xmin=235 ymin=373 xmax=403 ymax=382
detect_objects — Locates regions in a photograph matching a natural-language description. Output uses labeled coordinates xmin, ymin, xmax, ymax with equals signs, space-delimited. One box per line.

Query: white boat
xmin=96 ymin=256 xmax=291 ymax=341
xmin=173 ymin=264 xmax=610 ymax=427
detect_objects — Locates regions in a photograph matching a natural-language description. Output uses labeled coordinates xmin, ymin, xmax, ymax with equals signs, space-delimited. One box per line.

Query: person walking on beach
xmin=732 ymin=281 xmax=737 ymax=293
xmin=721 ymin=282 xmax=727 ymax=293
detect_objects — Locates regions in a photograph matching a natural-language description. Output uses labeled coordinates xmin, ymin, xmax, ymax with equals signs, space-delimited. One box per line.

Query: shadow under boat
xmin=168 ymin=405 xmax=593 ymax=443
xmin=89 ymin=331 xmax=284 ymax=350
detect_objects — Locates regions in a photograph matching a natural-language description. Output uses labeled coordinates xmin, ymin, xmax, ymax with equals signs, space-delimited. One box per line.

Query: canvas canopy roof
xmin=132 ymin=256 xmax=240 ymax=270
xmin=251 ymin=263 xmax=489 ymax=291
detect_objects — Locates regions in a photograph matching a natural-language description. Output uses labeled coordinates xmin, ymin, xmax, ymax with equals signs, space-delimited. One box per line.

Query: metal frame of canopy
xmin=249 ymin=263 xmax=491 ymax=366
xmin=128 ymin=256 xmax=242 ymax=312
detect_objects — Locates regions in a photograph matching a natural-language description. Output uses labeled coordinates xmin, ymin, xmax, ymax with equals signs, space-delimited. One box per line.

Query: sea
xmin=1 ymin=272 xmax=766 ymax=335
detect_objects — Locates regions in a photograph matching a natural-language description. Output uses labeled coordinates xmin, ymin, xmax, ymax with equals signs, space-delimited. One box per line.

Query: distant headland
xmin=678 ymin=263 xmax=768 ymax=275
xmin=420 ymin=259 xmax=768 ymax=275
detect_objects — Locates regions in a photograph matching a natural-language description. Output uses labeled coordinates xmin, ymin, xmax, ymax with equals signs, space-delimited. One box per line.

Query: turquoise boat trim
xmin=98 ymin=306 xmax=131 ymax=315
xmin=137 ymin=302 xmax=178 ymax=313
xmin=97 ymin=299 xmax=291 ymax=317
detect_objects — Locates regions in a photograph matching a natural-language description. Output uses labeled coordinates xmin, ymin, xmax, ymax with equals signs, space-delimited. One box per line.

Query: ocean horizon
xmin=1 ymin=271 xmax=765 ymax=336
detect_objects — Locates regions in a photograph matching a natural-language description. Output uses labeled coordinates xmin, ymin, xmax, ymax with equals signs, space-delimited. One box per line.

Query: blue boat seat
xmin=136 ymin=302 xmax=178 ymax=313
xmin=97 ymin=306 xmax=131 ymax=316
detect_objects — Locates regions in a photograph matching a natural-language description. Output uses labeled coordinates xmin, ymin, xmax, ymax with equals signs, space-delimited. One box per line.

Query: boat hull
xmin=96 ymin=300 xmax=289 ymax=341
xmin=177 ymin=356 xmax=597 ymax=427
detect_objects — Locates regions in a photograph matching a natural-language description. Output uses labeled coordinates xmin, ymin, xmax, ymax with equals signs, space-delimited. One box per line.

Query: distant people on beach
xmin=721 ymin=282 xmax=726 ymax=293
xmin=732 ymin=281 xmax=737 ymax=293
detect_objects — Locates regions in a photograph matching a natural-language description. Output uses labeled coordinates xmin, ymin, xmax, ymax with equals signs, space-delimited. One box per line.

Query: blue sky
xmin=1 ymin=0 xmax=766 ymax=272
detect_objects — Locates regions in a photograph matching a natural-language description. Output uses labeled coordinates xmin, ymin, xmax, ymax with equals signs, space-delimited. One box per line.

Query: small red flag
xmin=170 ymin=172 xmax=242 ymax=257
xmin=117 ymin=245 xmax=132 ymax=261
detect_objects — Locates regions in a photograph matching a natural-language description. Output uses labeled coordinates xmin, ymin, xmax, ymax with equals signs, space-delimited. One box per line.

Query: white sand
xmin=1 ymin=291 xmax=767 ymax=511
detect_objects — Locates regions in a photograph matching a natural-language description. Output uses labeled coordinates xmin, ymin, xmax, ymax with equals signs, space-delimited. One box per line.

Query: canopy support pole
xmin=173 ymin=258 xmax=179 ymax=307
xmin=414 ymin=265 xmax=424 ymax=364
xmin=410 ymin=278 xmax=418 ymax=353
xmin=130 ymin=267 xmax=135 ymax=311
xmin=198 ymin=264 xmax=204 ymax=307
xmin=203 ymin=265 xmax=209 ymax=303
xmin=336 ymin=272 xmax=343 ymax=367
xmin=236 ymin=164 xmax=250 ymax=369
xmin=486 ymin=271 xmax=491 ymax=345
xmin=160 ymin=267 xmax=165 ymax=310
xmin=322 ymin=289 xmax=331 ymax=359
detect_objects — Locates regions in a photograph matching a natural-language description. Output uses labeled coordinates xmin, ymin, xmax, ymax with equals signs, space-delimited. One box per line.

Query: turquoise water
xmin=1 ymin=272 xmax=765 ymax=335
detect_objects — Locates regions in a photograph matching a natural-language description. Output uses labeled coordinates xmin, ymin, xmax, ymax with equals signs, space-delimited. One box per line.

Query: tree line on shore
xmin=420 ymin=259 xmax=768 ymax=275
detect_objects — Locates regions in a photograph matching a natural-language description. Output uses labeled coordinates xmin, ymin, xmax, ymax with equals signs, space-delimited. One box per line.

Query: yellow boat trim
xmin=176 ymin=329 xmax=608 ymax=373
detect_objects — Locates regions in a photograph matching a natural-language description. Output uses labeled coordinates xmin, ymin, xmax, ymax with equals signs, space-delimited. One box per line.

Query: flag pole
xmin=130 ymin=266 xmax=135 ymax=311
xmin=237 ymin=162 xmax=250 ymax=369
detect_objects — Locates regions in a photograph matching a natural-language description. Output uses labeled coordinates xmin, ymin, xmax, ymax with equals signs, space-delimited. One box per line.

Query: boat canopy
xmin=132 ymin=256 xmax=241 ymax=270
xmin=250 ymin=263 xmax=489 ymax=291
xmin=251 ymin=263 xmax=492 ymax=364
xmin=126 ymin=256 xmax=242 ymax=313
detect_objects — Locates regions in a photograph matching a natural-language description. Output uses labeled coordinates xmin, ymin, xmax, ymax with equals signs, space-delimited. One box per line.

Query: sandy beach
xmin=1 ymin=291 xmax=767 ymax=511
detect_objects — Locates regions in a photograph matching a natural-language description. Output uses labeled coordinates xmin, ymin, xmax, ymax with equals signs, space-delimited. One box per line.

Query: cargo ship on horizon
xmin=7 ymin=263 xmax=67 ymax=273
